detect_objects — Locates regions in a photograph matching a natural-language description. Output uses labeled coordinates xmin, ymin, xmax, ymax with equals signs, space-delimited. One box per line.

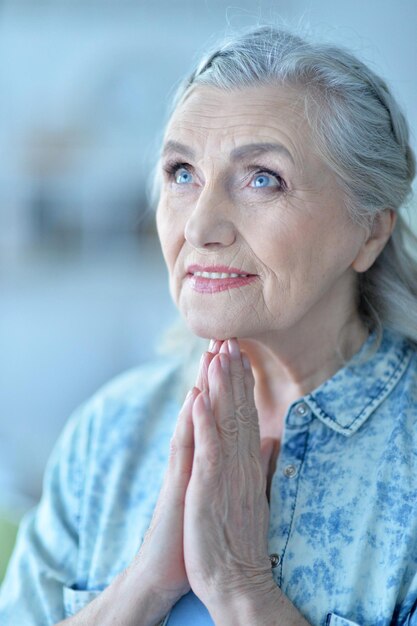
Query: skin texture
xmin=135 ymin=339 xmax=288 ymax=625
xmin=184 ymin=340 xmax=276 ymax=604
xmin=156 ymin=84 xmax=396 ymax=437
xmin=59 ymin=86 xmax=398 ymax=626
xmin=137 ymin=84 xmax=397 ymax=624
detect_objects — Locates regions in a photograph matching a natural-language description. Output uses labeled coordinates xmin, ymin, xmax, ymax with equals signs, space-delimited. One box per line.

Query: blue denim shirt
xmin=1 ymin=327 xmax=417 ymax=626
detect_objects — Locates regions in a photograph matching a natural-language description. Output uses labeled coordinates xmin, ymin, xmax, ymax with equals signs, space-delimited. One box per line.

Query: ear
xmin=351 ymin=209 xmax=397 ymax=273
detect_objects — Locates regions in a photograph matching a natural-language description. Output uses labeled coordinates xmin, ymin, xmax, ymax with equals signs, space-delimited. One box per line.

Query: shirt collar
xmin=303 ymin=327 xmax=414 ymax=437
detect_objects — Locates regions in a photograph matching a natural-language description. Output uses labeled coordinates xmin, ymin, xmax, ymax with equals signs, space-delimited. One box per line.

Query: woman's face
xmin=156 ymin=84 xmax=367 ymax=341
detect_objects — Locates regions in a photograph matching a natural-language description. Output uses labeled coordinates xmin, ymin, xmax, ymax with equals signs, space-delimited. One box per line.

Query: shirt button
xmin=295 ymin=402 xmax=308 ymax=416
xmin=269 ymin=553 xmax=281 ymax=568
xmin=283 ymin=464 xmax=298 ymax=478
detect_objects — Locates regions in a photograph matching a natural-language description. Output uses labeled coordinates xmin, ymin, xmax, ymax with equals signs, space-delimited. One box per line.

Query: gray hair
xmin=152 ymin=25 xmax=417 ymax=380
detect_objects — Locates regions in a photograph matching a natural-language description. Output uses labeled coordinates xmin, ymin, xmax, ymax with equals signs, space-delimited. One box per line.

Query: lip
xmin=185 ymin=264 xmax=258 ymax=294
xmin=186 ymin=272 xmax=258 ymax=294
xmin=187 ymin=274 xmax=258 ymax=294
xmin=186 ymin=264 xmax=256 ymax=275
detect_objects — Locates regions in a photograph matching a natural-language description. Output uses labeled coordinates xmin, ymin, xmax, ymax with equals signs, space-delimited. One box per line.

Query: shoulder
xmin=393 ymin=333 xmax=417 ymax=405
xmin=54 ymin=354 xmax=185 ymax=467
xmin=396 ymin=338 xmax=417 ymax=430
xmin=366 ymin=327 xmax=417 ymax=412
xmin=87 ymin=352 xmax=185 ymax=429
xmin=374 ymin=330 xmax=417 ymax=429
xmin=88 ymin=353 xmax=185 ymax=412
xmin=372 ymin=332 xmax=417 ymax=458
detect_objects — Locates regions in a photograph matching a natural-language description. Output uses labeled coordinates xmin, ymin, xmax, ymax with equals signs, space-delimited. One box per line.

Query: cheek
xmin=257 ymin=215 xmax=353 ymax=299
xmin=156 ymin=206 xmax=181 ymax=268
xmin=156 ymin=207 xmax=188 ymax=308
xmin=252 ymin=217 xmax=299 ymax=276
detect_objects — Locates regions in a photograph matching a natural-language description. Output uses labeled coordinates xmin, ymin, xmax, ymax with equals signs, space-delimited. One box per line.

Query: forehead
xmin=164 ymin=84 xmax=311 ymax=166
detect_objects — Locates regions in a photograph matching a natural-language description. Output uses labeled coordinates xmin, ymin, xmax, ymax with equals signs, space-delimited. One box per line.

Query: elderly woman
xmin=1 ymin=25 xmax=417 ymax=626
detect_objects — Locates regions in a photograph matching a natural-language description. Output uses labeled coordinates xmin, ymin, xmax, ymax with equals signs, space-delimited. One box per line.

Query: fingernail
xmin=213 ymin=340 xmax=221 ymax=354
xmin=219 ymin=353 xmax=230 ymax=373
xmin=208 ymin=339 xmax=215 ymax=351
xmin=227 ymin=338 xmax=240 ymax=360
xmin=242 ymin=354 xmax=251 ymax=370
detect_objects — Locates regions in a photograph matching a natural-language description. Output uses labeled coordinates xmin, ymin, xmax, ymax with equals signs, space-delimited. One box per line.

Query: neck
xmin=240 ymin=315 xmax=369 ymax=431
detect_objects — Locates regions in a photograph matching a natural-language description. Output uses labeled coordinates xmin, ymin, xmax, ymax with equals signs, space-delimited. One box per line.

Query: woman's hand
xmin=133 ymin=348 xmax=217 ymax=609
xmin=183 ymin=338 xmax=276 ymax=611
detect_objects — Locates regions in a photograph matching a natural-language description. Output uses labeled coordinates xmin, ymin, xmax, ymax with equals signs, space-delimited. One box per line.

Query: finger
xmin=195 ymin=351 xmax=215 ymax=390
xmin=191 ymin=390 xmax=221 ymax=478
xmin=207 ymin=353 xmax=238 ymax=454
xmin=168 ymin=387 xmax=199 ymax=494
xmin=225 ymin=339 xmax=259 ymax=461
xmin=241 ymin=351 xmax=261 ymax=452
xmin=208 ymin=339 xmax=222 ymax=354
xmin=225 ymin=338 xmax=247 ymax=410
xmin=241 ymin=351 xmax=255 ymax=406
xmin=173 ymin=386 xmax=199 ymax=450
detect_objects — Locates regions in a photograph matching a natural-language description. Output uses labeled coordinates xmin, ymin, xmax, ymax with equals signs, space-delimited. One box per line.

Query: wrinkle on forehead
xmin=164 ymin=84 xmax=310 ymax=172
xmin=162 ymin=84 xmax=348 ymax=206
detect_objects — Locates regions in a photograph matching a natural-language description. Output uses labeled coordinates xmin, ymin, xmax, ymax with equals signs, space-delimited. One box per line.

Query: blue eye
xmin=251 ymin=173 xmax=276 ymax=188
xmin=163 ymin=161 xmax=286 ymax=193
xmin=175 ymin=168 xmax=193 ymax=185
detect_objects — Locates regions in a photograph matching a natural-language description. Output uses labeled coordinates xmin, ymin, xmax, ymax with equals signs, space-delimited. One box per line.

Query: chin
xmin=182 ymin=312 xmax=252 ymax=341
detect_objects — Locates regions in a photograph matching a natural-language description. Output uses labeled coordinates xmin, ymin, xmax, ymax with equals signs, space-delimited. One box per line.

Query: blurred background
xmin=0 ymin=0 xmax=416 ymax=580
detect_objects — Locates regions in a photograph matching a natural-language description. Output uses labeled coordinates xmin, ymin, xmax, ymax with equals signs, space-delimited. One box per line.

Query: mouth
xmin=185 ymin=265 xmax=258 ymax=293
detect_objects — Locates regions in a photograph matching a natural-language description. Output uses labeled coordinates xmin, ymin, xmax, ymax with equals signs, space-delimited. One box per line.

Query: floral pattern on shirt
xmin=0 ymin=327 xmax=417 ymax=625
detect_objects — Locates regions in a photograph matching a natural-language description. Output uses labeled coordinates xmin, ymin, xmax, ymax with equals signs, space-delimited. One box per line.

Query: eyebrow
xmin=162 ymin=140 xmax=295 ymax=164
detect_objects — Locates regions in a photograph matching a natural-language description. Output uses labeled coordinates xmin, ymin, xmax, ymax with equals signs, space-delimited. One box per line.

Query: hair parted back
xmin=153 ymin=24 xmax=417 ymax=374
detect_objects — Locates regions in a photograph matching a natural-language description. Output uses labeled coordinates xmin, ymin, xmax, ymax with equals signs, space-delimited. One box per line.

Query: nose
xmin=184 ymin=187 xmax=236 ymax=249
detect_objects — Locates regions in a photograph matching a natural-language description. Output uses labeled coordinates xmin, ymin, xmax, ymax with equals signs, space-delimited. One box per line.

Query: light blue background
xmin=1 ymin=0 xmax=416 ymax=516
